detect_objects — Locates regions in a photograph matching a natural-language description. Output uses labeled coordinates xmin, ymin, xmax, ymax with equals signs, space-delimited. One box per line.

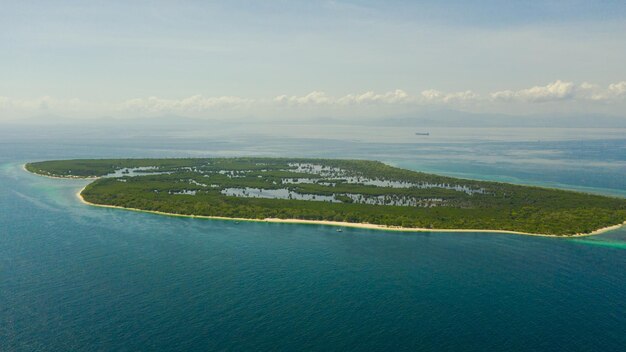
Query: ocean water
xmin=1 ymin=128 xmax=625 ymax=351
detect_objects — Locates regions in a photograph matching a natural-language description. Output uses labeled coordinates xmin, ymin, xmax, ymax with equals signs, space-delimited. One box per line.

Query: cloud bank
xmin=2 ymin=81 xmax=626 ymax=120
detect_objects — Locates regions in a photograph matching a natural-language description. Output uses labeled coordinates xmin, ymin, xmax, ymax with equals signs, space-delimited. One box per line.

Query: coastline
xmin=73 ymin=185 xmax=625 ymax=238
xmin=22 ymin=163 xmax=98 ymax=180
xmin=23 ymin=165 xmax=625 ymax=238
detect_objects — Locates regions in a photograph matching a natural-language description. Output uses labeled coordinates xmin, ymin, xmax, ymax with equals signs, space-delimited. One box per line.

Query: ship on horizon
xmin=415 ymin=132 xmax=430 ymax=136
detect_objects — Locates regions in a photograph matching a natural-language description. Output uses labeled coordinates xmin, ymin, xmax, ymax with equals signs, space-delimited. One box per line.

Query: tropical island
xmin=25 ymin=158 xmax=626 ymax=237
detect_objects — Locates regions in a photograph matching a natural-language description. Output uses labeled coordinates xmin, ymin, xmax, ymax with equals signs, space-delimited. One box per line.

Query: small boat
xmin=336 ymin=228 xmax=343 ymax=232
xmin=415 ymin=132 xmax=430 ymax=136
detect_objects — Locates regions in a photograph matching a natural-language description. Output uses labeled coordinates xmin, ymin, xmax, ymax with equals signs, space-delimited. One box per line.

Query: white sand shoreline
xmin=73 ymin=185 xmax=625 ymax=239
xmin=23 ymin=165 xmax=625 ymax=238
xmin=22 ymin=163 xmax=98 ymax=180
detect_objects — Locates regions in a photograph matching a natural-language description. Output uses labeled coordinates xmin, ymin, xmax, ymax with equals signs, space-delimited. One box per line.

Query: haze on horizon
xmin=1 ymin=0 xmax=626 ymax=123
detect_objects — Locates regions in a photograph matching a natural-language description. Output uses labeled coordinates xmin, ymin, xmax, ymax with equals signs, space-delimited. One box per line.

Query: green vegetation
xmin=26 ymin=158 xmax=626 ymax=236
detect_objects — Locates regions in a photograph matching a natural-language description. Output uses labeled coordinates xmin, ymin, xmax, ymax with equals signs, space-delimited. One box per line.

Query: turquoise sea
xmin=1 ymin=126 xmax=626 ymax=351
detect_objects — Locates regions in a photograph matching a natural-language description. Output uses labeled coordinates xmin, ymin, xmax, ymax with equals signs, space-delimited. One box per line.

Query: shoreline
xmin=22 ymin=163 xmax=98 ymax=180
xmin=74 ymin=185 xmax=625 ymax=238
xmin=23 ymin=165 xmax=625 ymax=238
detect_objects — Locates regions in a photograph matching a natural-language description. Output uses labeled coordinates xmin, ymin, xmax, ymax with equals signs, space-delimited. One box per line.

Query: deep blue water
xmin=1 ymin=131 xmax=625 ymax=351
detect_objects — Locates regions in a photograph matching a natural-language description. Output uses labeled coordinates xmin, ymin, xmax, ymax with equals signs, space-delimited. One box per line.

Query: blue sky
xmin=1 ymin=1 xmax=625 ymax=119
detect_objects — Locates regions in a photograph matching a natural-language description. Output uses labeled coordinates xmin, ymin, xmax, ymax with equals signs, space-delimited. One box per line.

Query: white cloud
xmin=490 ymin=80 xmax=626 ymax=103
xmin=491 ymin=80 xmax=576 ymax=102
xmin=421 ymin=89 xmax=478 ymax=103
xmin=0 ymin=96 xmax=93 ymax=114
xmin=2 ymin=82 xmax=626 ymax=120
xmin=337 ymin=89 xmax=410 ymax=104
xmin=273 ymin=89 xmax=410 ymax=106
xmin=273 ymin=91 xmax=331 ymax=105
xmin=608 ymin=81 xmax=626 ymax=96
xmin=120 ymin=95 xmax=253 ymax=114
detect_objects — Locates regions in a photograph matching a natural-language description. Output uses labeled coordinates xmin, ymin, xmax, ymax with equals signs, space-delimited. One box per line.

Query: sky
xmin=1 ymin=0 xmax=626 ymax=121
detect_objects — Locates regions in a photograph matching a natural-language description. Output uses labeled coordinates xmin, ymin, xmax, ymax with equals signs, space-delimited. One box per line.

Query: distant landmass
xmin=25 ymin=158 xmax=626 ymax=237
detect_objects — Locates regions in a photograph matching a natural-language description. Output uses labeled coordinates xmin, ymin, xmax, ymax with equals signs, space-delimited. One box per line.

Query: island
xmin=25 ymin=158 xmax=626 ymax=237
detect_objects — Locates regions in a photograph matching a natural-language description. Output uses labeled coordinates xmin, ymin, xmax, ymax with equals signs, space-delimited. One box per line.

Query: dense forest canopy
xmin=26 ymin=158 xmax=626 ymax=236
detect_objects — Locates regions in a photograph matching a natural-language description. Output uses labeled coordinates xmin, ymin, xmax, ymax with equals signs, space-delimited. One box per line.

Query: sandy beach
xmin=73 ymin=184 xmax=625 ymax=238
xmin=22 ymin=164 xmax=98 ymax=180
xmin=22 ymin=165 xmax=625 ymax=238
